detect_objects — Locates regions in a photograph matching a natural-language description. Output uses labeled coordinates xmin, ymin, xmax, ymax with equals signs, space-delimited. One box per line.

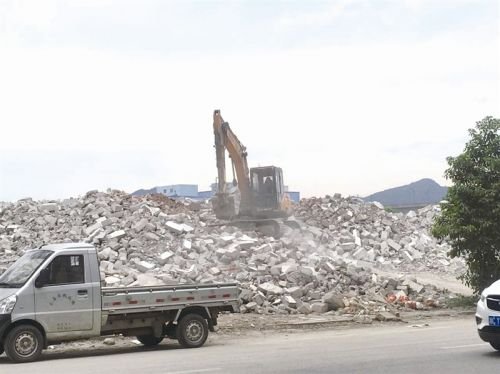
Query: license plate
xmin=489 ymin=316 xmax=500 ymax=326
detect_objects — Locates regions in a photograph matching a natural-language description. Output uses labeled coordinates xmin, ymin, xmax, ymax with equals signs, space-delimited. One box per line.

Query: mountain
xmin=364 ymin=178 xmax=448 ymax=207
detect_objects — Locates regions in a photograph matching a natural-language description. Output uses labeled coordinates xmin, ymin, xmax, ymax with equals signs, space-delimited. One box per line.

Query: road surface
xmin=1 ymin=317 xmax=498 ymax=373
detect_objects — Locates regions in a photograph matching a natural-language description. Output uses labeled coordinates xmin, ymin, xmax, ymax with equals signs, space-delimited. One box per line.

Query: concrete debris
xmin=166 ymin=221 xmax=185 ymax=234
xmin=103 ymin=338 xmax=116 ymax=346
xmin=375 ymin=312 xmax=400 ymax=322
xmin=107 ymin=230 xmax=126 ymax=240
xmin=0 ymin=190 xmax=465 ymax=318
xmin=135 ymin=260 xmax=155 ymax=273
xmin=39 ymin=203 xmax=58 ymax=212
xmin=297 ymin=302 xmax=312 ymax=315
xmin=311 ymin=302 xmax=329 ymax=313
xmin=258 ymin=282 xmax=284 ymax=295
xmin=323 ymin=292 xmax=345 ymax=311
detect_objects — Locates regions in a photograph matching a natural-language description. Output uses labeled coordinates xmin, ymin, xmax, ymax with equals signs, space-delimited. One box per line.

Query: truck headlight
xmin=0 ymin=295 xmax=17 ymax=314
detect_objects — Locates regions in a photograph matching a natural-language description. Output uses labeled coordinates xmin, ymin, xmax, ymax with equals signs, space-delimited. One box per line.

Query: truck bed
xmin=101 ymin=282 xmax=240 ymax=314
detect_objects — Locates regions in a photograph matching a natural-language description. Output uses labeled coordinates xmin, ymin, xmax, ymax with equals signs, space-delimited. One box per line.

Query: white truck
xmin=0 ymin=243 xmax=240 ymax=363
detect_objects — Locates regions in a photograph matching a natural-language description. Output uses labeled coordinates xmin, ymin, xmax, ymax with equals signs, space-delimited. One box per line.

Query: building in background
xmin=155 ymin=184 xmax=199 ymax=199
xmin=283 ymin=186 xmax=300 ymax=203
xmin=136 ymin=183 xmax=300 ymax=203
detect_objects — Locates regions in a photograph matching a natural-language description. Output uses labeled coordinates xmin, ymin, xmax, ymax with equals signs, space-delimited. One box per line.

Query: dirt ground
xmin=35 ymin=305 xmax=475 ymax=358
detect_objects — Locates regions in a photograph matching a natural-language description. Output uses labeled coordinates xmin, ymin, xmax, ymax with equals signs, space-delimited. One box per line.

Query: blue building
xmin=286 ymin=191 xmax=301 ymax=203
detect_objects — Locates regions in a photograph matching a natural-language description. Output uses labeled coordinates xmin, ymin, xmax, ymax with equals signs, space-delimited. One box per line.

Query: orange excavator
xmin=211 ymin=110 xmax=298 ymax=236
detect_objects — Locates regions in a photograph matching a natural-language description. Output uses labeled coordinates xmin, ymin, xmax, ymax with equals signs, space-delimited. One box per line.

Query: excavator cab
xmin=249 ymin=166 xmax=288 ymax=218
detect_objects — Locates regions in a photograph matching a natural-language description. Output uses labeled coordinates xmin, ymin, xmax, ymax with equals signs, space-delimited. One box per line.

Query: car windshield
xmin=0 ymin=250 xmax=53 ymax=288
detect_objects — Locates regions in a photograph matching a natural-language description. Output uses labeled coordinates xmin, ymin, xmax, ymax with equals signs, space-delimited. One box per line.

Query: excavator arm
xmin=213 ymin=110 xmax=252 ymax=218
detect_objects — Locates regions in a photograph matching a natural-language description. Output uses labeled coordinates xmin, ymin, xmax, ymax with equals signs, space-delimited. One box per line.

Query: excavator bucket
xmin=212 ymin=193 xmax=239 ymax=220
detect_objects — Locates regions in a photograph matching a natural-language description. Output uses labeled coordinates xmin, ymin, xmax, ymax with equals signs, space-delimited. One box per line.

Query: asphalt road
xmin=1 ymin=317 xmax=498 ymax=373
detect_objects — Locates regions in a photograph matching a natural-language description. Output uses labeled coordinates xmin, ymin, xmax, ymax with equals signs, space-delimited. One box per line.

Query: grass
xmin=446 ymin=295 xmax=478 ymax=309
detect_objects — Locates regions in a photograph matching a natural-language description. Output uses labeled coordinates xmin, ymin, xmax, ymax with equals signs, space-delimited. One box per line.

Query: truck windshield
xmin=0 ymin=250 xmax=53 ymax=288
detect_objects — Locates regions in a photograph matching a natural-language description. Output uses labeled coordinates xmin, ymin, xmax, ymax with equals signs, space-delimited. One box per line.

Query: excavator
xmin=211 ymin=110 xmax=299 ymax=237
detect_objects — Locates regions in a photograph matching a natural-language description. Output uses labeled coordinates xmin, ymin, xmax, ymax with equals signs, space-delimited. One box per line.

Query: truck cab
xmin=0 ymin=243 xmax=239 ymax=363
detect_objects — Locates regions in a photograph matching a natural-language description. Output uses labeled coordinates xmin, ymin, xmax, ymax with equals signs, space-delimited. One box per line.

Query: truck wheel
xmin=490 ymin=341 xmax=500 ymax=351
xmin=177 ymin=314 xmax=208 ymax=348
xmin=4 ymin=325 xmax=44 ymax=363
xmin=0 ymin=344 xmax=4 ymax=356
xmin=136 ymin=335 xmax=164 ymax=346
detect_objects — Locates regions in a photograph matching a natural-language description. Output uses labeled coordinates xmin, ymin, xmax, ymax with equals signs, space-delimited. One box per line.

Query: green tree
xmin=432 ymin=116 xmax=500 ymax=293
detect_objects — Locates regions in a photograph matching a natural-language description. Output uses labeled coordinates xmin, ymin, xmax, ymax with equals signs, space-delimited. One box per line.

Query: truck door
xmin=34 ymin=253 xmax=94 ymax=332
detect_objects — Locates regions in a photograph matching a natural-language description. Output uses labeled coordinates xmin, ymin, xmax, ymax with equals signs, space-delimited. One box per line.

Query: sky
xmin=0 ymin=0 xmax=498 ymax=201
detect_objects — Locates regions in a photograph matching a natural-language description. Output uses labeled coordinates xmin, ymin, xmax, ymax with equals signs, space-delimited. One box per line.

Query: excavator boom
xmin=212 ymin=110 xmax=252 ymax=218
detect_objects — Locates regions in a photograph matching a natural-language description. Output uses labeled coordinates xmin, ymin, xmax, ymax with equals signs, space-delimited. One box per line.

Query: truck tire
xmin=177 ymin=313 xmax=208 ymax=349
xmin=0 ymin=344 xmax=4 ymax=356
xmin=490 ymin=341 xmax=500 ymax=351
xmin=4 ymin=325 xmax=44 ymax=363
xmin=136 ymin=335 xmax=164 ymax=346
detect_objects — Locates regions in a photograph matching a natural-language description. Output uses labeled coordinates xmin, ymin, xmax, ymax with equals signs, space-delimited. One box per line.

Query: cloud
xmin=276 ymin=0 xmax=354 ymax=29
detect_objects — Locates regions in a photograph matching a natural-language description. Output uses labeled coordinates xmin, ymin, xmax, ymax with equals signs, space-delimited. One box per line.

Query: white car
xmin=476 ymin=280 xmax=500 ymax=350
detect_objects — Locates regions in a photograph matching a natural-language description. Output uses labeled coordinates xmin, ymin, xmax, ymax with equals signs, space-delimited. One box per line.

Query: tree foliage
xmin=432 ymin=116 xmax=500 ymax=293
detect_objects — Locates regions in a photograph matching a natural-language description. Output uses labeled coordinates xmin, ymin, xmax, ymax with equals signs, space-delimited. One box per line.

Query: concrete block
xmin=166 ymin=221 xmax=184 ymax=234
xmin=403 ymin=251 xmax=414 ymax=262
xmin=387 ymin=239 xmax=401 ymax=251
xmin=158 ymin=250 xmax=174 ymax=265
xmin=209 ymin=267 xmax=221 ymax=276
xmin=85 ymin=223 xmax=102 ymax=236
xmin=246 ymin=302 xmax=258 ymax=311
xmin=406 ymin=280 xmax=424 ymax=294
xmin=181 ymin=223 xmax=194 ymax=233
xmin=136 ymin=260 xmax=155 ymax=273
xmin=133 ymin=274 xmax=162 ymax=286
xmin=283 ymin=295 xmax=297 ymax=308
xmin=258 ymin=282 xmax=284 ymax=295
xmin=98 ymin=247 xmax=118 ymax=261
xmin=105 ymin=276 xmax=121 ymax=286
xmin=144 ymin=232 xmax=160 ymax=241
xmin=108 ymin=229 xmax=126 ymax=240
xmin=375 ymin=312 xmax=400 ymax=322
xmin=297 ymin=302 xmax=311 ymax=314
xmin=311 ymin=302 xmax=329 ymax=313
xmin=39 ymin=203 xmax=58 ymax=212
xmin=341 ymin=242 xmax=356 ymax=252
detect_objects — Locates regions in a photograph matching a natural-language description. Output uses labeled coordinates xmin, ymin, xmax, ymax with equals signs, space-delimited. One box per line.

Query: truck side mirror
xmin=35 ymin=268 xmax=50 ymax=288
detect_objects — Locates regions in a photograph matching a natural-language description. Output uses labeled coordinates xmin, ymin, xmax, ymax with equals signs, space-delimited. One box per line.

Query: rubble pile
xmin=295 ymin=195 xmax=464 ymax=274
xmin=0 ymin=190 xmax=466 ymax=318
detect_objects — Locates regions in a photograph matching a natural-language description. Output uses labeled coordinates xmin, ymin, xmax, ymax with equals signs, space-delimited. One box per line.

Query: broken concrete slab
xmin=311 ymin=302 xmax=329 ymax=313
xmin=135 ymin=260 xmax=155 ymax=273
xmin=107 ymin=230 xmax=126 ymax=240
xmin=258 ymin=282 xmax=284 ymax=295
